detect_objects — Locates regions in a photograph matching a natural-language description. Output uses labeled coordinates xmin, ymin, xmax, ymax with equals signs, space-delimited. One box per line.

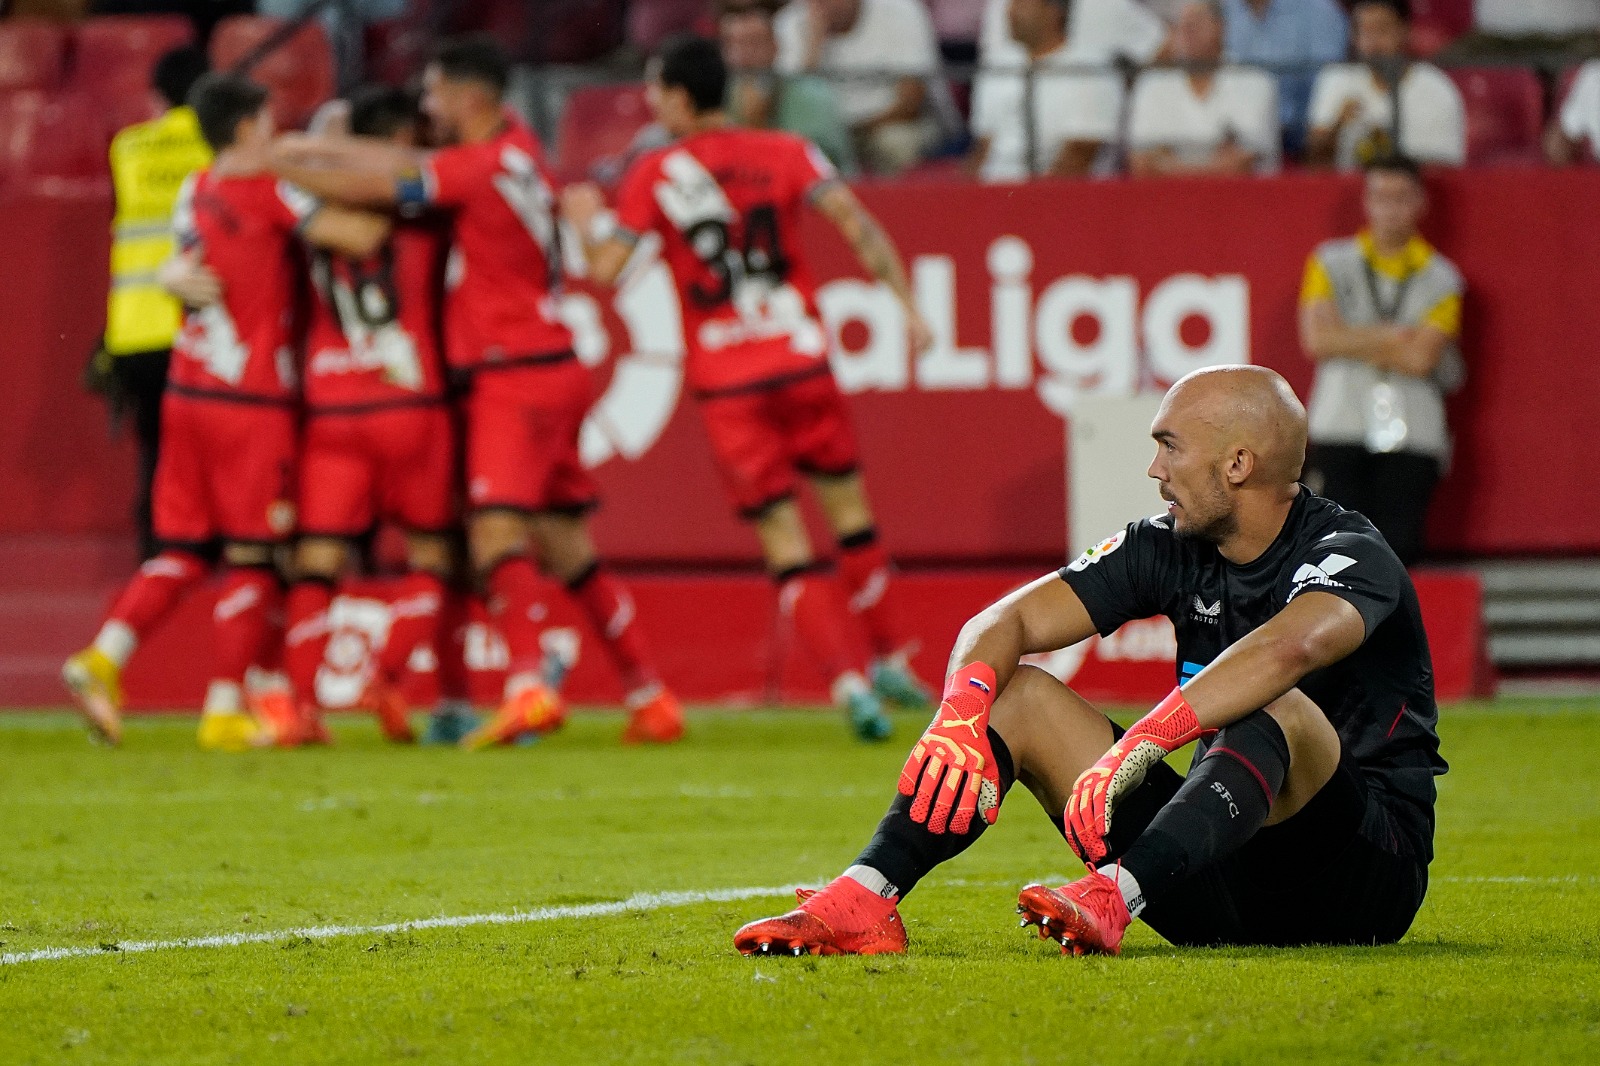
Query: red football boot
xmin=1017 ymin=866 xmax=1132 ymax=956
xmin=460 ymin=684 xmax=566 ymax=750
xmin=733 ymin=876 xmax=908 ymax=957
xmin=621 ymin=686 xmax=685 ymax=745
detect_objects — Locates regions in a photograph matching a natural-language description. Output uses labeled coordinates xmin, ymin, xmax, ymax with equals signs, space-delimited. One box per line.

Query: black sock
xmin=1118 ymin=711 xmax=1290 ymax=904
xmin=852 ymin=727 xmax=1015 ymax=899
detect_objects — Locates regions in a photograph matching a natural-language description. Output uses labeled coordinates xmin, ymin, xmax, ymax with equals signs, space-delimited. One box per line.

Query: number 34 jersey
xmin=615 ymin=128 xmax=838 ymax=395
xmin=420 ymin=117 xmax=574 ymax=369
xmin=301 ymin=222 xmax=448 ymax=412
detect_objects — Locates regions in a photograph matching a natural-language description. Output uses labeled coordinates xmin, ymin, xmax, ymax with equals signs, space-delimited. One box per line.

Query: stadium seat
xmin=1408 ymin=0 xmax=1472 ymax=57
xmin=0 ymin=90 xmax=111 ymax=194
xmin=208 ymin=15 xmax=335 ymax=131
xmin=0 ymin=19 xmax=69 ymax=93
xmin=538 ymin=0 xmax=625 ymax=64
xmin=73 ymin=16 xmax=197 ymax=131
xmin=1448 ymin=66 xmax=1545 ymax=165
xmin=556 ymin=83 xmax=653 ymax=183
xmin=626 ymin=0 xmax=713 ymax=57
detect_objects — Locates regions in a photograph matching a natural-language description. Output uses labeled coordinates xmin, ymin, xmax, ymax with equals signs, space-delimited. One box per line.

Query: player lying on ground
xmin=564 ymin=36 xmax=938 ymax=742
xmin=267 ymin=36 xmax=684 ymax=747
xmin=735 ymin=365 xmax=1447 ymax=955
xmin=62 ymin=74 xmax=390 ymax=751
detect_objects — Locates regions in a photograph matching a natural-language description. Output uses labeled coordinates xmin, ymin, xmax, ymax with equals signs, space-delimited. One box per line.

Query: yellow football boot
xmin=196 ymin=711 xmax=264 ymax=753
xmin=61 ymin=647 xmax=124 ymax=746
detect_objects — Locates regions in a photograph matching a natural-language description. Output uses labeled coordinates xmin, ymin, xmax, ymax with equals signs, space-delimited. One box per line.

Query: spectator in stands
xmin=1446 ymin=0 xmax=1600 ymax=61
xmin=1298 ymin=155 xmax=1464 ymax=565
xmin=94 ymin=45 xmax=212 ymax=560
xmin=979 ymin=0 xmax=1170 ymax=73
xmin=968 ymin=0 xmax=1124 ymax=180
xmin=721 ymin=0 xmax=859 ymax=172
xmin=1128 ymin=0 xmax=1280 ymax=175
xmin=258 ymin=0 xmax=405 ymax=85
xmin=1547 ymin=60 xmax=1600 ymax=164
xmin=1307 ymin=0 xmax=1465 ymax=169
xmin=1220 ymin=0 xmax=1348 ymax=155
xmin=773 ymin=0 xmax=945 ymax=174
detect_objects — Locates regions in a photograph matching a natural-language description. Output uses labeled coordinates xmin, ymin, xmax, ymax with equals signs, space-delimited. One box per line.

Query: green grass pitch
xmin=1 ymin=700 xmax=1598 ymax=1064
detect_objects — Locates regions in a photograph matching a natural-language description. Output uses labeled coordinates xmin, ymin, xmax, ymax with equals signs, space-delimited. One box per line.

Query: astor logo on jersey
xmin=1289 ymin=553 xmax=1358 ymax=600
xmin=1067 ymin=530 xmax=1127 ymax=573
xmin=1190 ymin=596 xmax=1222 ymax=623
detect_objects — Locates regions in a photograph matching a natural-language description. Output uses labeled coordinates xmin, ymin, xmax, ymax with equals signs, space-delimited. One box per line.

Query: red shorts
xmin=153 ymin=392 xmax=296 ymax=545
xmin=696 ymin=367 xmax=860 ymax=518
xmin=298 ymin=404 xmax=457 ymax=537
xmin=464 ymin=357 xmax=598 ymax=514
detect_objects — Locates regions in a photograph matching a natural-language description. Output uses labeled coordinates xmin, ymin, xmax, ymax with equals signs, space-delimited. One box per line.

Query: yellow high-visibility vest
xmin=105 ymin=106 xmax=213 ymax=356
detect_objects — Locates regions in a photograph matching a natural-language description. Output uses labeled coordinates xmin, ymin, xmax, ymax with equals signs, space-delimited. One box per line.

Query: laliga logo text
xmin=560 ymin=235 xmax=1252 ymax=465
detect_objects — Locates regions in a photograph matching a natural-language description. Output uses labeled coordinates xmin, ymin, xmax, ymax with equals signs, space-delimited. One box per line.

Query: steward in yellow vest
xmin=93 ymin=46 xmax=212 ymax=558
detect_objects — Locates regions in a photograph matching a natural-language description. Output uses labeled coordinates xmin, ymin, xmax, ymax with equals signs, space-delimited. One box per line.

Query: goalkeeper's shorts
xmin=1083 ymin=743 xmax=1430 ymax=948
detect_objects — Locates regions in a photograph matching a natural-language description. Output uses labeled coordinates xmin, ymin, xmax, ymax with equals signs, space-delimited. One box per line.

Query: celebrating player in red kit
xmin=563 ymin=37 xmax=935 ymax=741
xmin=61 ymin=74 xmax=389 ymax=750
xmin=268 ymin=37 xmax=683 ymax=746
xmin=266 ymin=86 xmax=461 ymax=746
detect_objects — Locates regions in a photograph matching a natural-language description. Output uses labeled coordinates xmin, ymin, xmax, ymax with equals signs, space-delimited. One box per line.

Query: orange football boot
xmin=1017 ymin=866 xmax=1132 ymax=956
xmin=621 ymin=686 xmax=685 ymax=745
xmin=365 ymin=680 xmax=416 ymax=743
xmin=734 ymin=876 xmax=907 ymax=957
xmin=460 ymin=684 xmax=566 ymax=750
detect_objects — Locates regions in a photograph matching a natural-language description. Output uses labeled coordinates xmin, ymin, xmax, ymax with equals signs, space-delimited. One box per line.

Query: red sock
xmin=436 ymin=586 xmax=473 ymax=702
xmin=778 ymin=569 xmax=867 ymax=684
xmin=214 ymin=567 xmax=280 ymax=687
xmin=105 ymin=550 xmax=206 ymax=638
xmin=486 ymin=555 xmax=554 ymax=679
xmin=836 ymin=533 xmax=906 ymax=659
xmin=284 ymin=580 xmax=334 ymax=702
xmin=568 ymin=564 xmax=659 ymax=696
xmin=379 ymin=570 xmax=445 ymax=683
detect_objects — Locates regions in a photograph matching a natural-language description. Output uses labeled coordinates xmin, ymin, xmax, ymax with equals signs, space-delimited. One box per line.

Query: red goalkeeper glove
xmin=1065 ymin=688 xmax=1205 ymax=864
xmin=897 ymin=663 xmax=1002 ymax=835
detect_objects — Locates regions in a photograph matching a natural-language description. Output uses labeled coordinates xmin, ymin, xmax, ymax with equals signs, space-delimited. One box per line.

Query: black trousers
xmin=109 ymin=349 xmax=170 ymax=560
xmin=1304 ymin=443 xmax=1440 ymax=566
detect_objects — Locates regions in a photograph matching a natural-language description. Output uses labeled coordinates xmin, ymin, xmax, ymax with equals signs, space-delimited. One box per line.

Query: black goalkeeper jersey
xmin=1059 ymin=487 xmax=1448 ymax=858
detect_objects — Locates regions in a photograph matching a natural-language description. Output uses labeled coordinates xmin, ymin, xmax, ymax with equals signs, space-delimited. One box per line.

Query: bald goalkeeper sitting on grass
xmin=734 ymin=365 xmax=1447 ymax=956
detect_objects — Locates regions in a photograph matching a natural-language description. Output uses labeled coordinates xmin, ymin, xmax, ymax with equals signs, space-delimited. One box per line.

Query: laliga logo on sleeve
xmin=1288 ymin=553 xmax=1357 ymax=600
xmin=1066 ymin=530 xmax=1127 ymax=573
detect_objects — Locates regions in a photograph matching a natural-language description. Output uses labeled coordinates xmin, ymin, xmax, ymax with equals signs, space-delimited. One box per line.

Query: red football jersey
xmin=614 ymin=128 xmax=837 ymax=394
xmin=302 ymin=222 xmax=448 ymax=411
xmin=421 ymin=116 xmax=573 ymax=368
xmin=169 ymin=170 xmax=310 ymax=401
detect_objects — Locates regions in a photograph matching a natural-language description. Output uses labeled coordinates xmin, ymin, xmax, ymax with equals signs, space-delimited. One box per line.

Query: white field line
xmin=0 ymin=884 xmax=801 ymax=968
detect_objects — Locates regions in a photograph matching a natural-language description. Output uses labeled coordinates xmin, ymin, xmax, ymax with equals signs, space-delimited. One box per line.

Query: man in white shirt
xmin=774 ymin=0 xmax=944 ymax=174
xmin=979 ymin=0 xmax=1170 ymax=70
xmin=1307 ymin=0 xmax=1465 ymax=169
xmin=969 ymin=0 xmax=1126 ymax=180
xmin=1473 ymin=0 xmax=1599 ymax=39
xmin=1547 ymin=60 xmax=1600 ymax=165
xmin=1128 ymin=0 xmax=1280 ymax=175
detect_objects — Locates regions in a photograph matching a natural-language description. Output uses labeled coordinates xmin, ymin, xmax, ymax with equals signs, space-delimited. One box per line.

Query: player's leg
xmin=63 ymin=394 xmax=210 ymax=744
xmin=530 ymin=509 xmax=684 ymax=745
xmin=809 ymin=471 xmax=931 ymax=710
xmin=199 ymin=539 xmax=285 ymax=752
xmin=280 ymin=535 xmax=349 ymax=744
xmin=424 ymin=532 xmax=479 ymax=745
xmin=700 ymin=387 xmax=889 ymax=740
xmin=755 ymin=498 xmax=891 ymax=742
xmin=458 ymin=368 xmax=569 ymax=749
xmin=1024 ymin=688 xmax=1343 ymax=955
xmin=734 ymin=665 xmax=1125 ymax=954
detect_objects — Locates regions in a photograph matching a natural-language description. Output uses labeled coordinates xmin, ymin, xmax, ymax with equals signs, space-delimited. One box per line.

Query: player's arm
xmin=1177 ymin=591 xmax=1365 ymax=729
xmin=158 ymin=251 xmax=221 ymax=307
xmin=948 ymin=574 xmax=1100 ymax=692
xmin=268 ymin=134 xmax=425 ymax=207
xmin=300 ymin=207 xmax=392 ymax=260
xmin=812 ymin=181 xmax=933 ymax=352
xmin=560 ymin=182 xmax=634 ymax=289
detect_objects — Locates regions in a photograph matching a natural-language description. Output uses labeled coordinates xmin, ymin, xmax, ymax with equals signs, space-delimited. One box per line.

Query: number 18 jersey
xmin=615 ymin=127 xmax=838 ymax=395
